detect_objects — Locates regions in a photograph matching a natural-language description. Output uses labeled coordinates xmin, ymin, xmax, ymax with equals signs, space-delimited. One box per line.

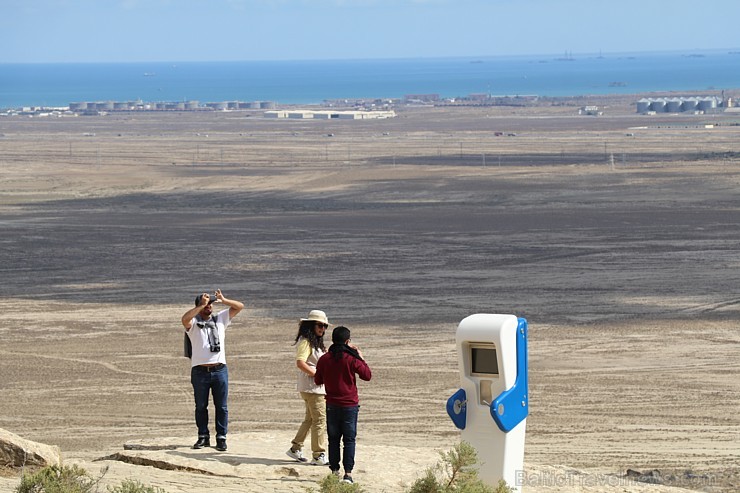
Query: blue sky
xmin=3 ymin=0 xmax=740 ymax=63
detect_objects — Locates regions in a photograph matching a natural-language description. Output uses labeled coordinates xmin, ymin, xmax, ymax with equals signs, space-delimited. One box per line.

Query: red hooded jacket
xmin=315 ymin=350 xmax=372 ymax=407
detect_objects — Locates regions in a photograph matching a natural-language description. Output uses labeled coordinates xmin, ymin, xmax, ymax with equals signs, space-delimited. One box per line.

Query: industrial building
xmin=579 ymin=105 xmax=602 ymax=116
xmin=66 ymin=99 xmax=276 ymax=114
xmin=264 ymin=110 xmax=396 ymax=120
xmin=636 ymin=96 xmax=724 ymax=114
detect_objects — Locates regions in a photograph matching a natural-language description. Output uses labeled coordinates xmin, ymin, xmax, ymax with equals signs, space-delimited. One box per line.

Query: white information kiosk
xmin=446 ymin=314 xmax=528 ymax=489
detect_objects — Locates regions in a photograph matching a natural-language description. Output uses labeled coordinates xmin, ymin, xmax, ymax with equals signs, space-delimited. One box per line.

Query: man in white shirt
xmin=181 ymin=289 xmax=244 ymax=451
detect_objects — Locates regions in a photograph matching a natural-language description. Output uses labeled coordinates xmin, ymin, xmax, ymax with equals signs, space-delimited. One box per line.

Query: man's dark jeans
xmin=326 ymin=405 xmax=359 ymax=473
xmin=191 ymin=364 xmax=228 ymax=438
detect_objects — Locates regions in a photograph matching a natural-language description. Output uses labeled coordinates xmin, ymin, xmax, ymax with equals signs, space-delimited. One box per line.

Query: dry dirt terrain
xmin=0 ymin=100 xmax=738 ymax=492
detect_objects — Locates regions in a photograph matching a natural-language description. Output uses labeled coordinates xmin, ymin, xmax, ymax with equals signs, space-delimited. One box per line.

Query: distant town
xmin=0 ymin=93 xmax=542 ymax=117
xmin=1 ymin=91 xmax=737 ymax=118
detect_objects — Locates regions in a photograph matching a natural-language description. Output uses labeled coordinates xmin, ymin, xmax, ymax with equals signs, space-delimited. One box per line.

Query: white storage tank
xmin=698 ymin=97 xmax=717 ymax=111
xmin=681 ymin=98 xmax=699 ymax=112
xmin=650 ymin=99 xmax=667 ymax=112
xmin=636 ymin=98 xmax=651 ymax=113
xmin=665 ymin=98 xmax=682 ymax=113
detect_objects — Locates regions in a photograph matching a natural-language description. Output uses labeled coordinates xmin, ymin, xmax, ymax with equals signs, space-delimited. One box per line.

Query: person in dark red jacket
xmin=314 ymin=325 xmax=372 ymax=485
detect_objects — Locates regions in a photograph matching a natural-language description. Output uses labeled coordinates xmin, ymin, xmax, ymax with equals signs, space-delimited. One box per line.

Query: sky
xmin=2 ymin=0 xmax=740 ymax=63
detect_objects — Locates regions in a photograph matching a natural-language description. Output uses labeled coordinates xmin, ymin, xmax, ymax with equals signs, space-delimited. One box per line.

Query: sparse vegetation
xmin=308 ymin=443 xmax=514 ymax=493
xmin=307 ymin=473 xmax=366 ymax=493
xmin=405 ymin=442 xmax=515 ymax=493
xmin=107 ymin=479 xmax=166 ymax=493
xmin=16 ymin=464 xmax=98 ymax=493
xmin=15 ymin=464 xmax=167 ymax=493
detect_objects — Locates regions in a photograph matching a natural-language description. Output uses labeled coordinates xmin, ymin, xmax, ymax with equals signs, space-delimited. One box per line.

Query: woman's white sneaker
xmin=311 ymin=453 xmax=329 ymax=465
xmin=286 ymin=448 xmax=308 ymax=462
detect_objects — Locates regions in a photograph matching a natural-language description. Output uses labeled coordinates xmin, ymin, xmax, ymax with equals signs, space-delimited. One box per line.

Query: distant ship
xmin=608 ymin=81 xmax=627 ymax=87
xmin=555 ymin=51 xmax=575 ymax=61
xmin=143 ymin=72 xmax=156 ymax=77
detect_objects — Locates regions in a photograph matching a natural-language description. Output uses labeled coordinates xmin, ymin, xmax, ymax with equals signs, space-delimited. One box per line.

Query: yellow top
xmin=295 ymin=338 xmax=311 ymax=362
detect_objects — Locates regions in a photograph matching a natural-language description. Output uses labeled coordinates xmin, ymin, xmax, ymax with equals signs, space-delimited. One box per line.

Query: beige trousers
xmin=291 ymin=392 xmax=326 ymax=457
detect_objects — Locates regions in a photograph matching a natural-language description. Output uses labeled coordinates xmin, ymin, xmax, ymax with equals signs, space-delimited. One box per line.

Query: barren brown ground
xmin=1 ymin=101 xmax=739 ymax=492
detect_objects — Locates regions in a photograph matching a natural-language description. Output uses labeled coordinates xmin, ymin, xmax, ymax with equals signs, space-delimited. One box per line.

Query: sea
xmin=1 ymin=50 xmax=739 ymax=109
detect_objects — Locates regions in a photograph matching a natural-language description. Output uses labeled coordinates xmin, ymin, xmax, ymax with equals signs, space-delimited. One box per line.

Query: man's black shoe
xmin=215 ymin=438 xmax=227 ymax=451
xmin=193 ymin=437 xmax=210 ymax=449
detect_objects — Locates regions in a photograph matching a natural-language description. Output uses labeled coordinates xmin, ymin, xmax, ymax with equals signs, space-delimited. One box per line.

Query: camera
xmin=198 ymin=293 xmax=218 ymax=305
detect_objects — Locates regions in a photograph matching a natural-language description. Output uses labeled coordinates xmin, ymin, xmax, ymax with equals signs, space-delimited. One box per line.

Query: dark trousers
xmin=326 ymin=405 xmax=359 ymax=474
xmin=191 ymin=364 xmax=228 ymax=438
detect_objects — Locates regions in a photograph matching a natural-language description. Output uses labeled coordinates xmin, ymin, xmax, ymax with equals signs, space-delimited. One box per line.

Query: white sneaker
xmin=311 ymin=453 xmax=329 ymax=465
xmin=286 ymin=448 xmax=307 ymax=462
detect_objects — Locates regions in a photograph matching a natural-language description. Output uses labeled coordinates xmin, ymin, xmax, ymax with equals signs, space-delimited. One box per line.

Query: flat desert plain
xmin=0 ymin=99 xmax=738 ymax=492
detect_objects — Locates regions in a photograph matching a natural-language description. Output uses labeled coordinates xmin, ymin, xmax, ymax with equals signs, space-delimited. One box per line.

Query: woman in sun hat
xmin=286 ymin=309 xmax=330 ymax=465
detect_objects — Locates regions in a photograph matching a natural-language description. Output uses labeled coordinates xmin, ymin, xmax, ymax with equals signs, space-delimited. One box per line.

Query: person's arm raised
xmin=214 ymin=289 xmax=244 ymax=319
xmin=181 ymin=293 xmax=209 ymax=329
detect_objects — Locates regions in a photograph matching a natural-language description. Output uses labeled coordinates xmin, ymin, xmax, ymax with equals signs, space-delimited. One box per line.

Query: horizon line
xmin=2 ymin=47 xmax=740 ymax=65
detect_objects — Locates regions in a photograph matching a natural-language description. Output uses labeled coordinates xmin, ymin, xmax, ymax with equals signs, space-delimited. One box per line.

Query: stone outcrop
xmin=0 ymin=428 xmax=61 ymax=468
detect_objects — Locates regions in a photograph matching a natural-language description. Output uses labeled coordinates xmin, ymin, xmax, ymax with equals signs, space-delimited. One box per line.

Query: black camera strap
xmin=196 ymin=315 xmax=221 ymax=352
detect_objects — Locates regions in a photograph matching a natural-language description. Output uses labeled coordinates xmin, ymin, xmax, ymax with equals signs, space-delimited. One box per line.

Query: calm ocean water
xmin=1 ymin=51 xmax=739 ymax=108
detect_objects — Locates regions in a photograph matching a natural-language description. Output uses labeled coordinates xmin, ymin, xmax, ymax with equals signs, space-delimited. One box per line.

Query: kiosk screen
xmin=471 ymin=346 xmax=498 ymax=375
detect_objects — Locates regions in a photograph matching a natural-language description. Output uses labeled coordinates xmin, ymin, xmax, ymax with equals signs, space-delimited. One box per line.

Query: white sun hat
xmin=301 ymin=309 xmax=329 ymax=325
